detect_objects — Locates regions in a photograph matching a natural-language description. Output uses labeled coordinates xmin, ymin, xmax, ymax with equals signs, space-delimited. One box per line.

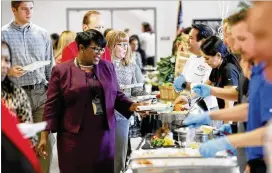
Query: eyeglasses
xmin=117 ymin=43 xmax=129 ymax=49
xmin=94 ymin=25 xmax=104 ymax=30
xmin=89 ymin=46 xmax=105 ymax=54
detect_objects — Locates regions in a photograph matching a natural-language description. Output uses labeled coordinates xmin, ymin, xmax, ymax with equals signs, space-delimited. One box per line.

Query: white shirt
xmin=182 ymin=55 xmax=219 ymax=112
xmin=139 ymin=32 xmax=155 ymax=57
xmin=182 ymin=55 xmax=212 ymax=84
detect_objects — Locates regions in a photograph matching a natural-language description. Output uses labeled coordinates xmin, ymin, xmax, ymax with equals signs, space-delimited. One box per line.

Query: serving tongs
xmin=172 ymin=97 xmax=204 ymax=128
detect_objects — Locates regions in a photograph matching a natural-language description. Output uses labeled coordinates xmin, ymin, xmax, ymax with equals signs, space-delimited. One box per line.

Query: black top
xmin=209 ymin=60 xmax=240 ymax=109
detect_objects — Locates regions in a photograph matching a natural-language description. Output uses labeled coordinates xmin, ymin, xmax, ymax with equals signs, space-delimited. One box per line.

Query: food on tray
xmin=151 ymin=137 xmax=164 ymax=147
xmin=174 ymin=103 xmax=182 ymax=111
xmin=131 ymin=149 xmax=200 ymax=159
xmin=200 ymin=125 xmax=213 ymax=134
xmin=189 ymin=142 xmax=200 ymax=149
xmin=163 ymin=137 xmax=175 ymax=146
xmin=137 ymin=159 xmax=153 ymax=165
xmin=151 ymin=124 xmax=175 ymax=147
xmin=154 ymin=123 xmax=171 ymax=138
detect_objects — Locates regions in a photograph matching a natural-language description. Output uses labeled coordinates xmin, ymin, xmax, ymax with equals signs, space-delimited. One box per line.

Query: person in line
xmin=61 ymin=10 xmax=111 ymax=63
xmin=54 ymin=30 xmax=76 ymax=64
xmin=50 ymin=33 xmax=59 ymax=54
xmin=1 ymin=40 xmax=37 ymax=146
xmin=130 ymin=34 xmax=146 ymax=70
xmin=139 ymin=22 xmax=155 ymax=66
xmin=1 ymin=1 xmax=55 ymax=172
xmin=129 ymin=36 xmax=144 ymax=83
xmin=104 ymin=28 xmax=113 ymax=38
xmin=106 ymin=30 xmax=145 ymax=173
xmin=129 ymin=36 xmax=143 ymax=69
xmin=38 ymin=29 xmax=146 ymax=173
xmin=2 ymin=102 xmax=41 ymax=173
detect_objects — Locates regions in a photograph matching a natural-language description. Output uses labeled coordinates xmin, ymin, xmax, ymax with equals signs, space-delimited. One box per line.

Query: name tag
xmin=92 ymin=97 xmax=104 ymax=116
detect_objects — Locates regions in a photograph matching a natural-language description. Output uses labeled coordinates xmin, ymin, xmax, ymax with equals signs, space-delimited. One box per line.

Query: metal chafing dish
xmin=124 ymin=157 xmax=240 ymax=173
xmin=124 ymin=157 xmax=239 ymax=173
xmin=174 ymin=127 xmax=214 ymax=144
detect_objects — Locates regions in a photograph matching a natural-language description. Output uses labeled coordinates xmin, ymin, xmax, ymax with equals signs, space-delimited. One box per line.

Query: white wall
xmin=1 ymin=1 xmax=240 ymax=60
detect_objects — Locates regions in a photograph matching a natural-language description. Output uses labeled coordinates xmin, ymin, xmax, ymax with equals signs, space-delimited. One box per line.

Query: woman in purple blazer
xmin=37 ymin=29 xmax=142 ymax=173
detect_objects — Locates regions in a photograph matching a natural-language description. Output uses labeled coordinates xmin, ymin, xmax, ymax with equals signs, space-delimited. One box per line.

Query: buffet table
xmin=124 ymin=133 xmax=240 ymax=173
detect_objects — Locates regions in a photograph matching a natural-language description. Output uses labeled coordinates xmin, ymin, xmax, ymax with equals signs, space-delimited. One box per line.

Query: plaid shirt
xmin=1 ymin=21 xmax=55 ymax=87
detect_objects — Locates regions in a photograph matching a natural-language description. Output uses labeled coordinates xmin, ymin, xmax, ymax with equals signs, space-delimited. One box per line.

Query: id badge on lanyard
xmin=85 ymin=74 xmax=104 ymax=116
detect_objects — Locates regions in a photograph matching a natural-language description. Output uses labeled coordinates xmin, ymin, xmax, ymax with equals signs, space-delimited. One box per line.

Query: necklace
xmin=74 ymin=58 xmax=93 ymax=68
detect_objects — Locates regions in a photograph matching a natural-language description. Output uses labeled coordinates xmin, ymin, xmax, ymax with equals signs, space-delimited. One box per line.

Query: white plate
xmin=120 ymin=83 xmax=144 ymax=89
xmin=137 ymin=104 xmax=171 ymax=111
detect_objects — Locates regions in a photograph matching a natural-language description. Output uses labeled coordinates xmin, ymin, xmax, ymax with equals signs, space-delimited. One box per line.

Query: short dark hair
xmin=129 ymin=36 xmax=138 ymax=44
xmin=142 ymin=22 xmax=153 ymax=33
xmin=201 ymin=36 xmax=229 ymax=57
xmin=75 ymin=29 xmax=106 ymax=49
xmin=192 ymin=24 xmax=214 ymax=41
xmin=201 ymin=36 xmax=241 ymax=72
xmin=50 ymin=33 xmax=59 ymax=40
xmin=183 ymin=27 xmax=192 ymax=35
xmin=227 ymin=10 xmax=248 ymax=26
xmin=11 ymin=1 xmax=34 ymax=10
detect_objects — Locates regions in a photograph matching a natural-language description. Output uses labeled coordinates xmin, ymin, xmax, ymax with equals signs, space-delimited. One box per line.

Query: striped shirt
xmin=1 ymin=21 xmax=55 ymax=87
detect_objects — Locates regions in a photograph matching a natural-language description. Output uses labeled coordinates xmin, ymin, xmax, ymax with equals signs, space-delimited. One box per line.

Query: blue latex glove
xmin=183 ymin=112 xmax=211 ymax=127
xmin=173 ymin=73 xmax=186 ymax=92
xmin=218 ymin=124 xmax=232 ymax=134
xmin=192 ymin=84 xmax=211 ymax=98
xmin=199 ymin=137 xmax=236 ymax=157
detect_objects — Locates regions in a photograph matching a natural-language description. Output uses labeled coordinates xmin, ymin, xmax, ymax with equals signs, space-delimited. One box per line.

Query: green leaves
xmin=157 ymin=56 xmax=176 ymax=85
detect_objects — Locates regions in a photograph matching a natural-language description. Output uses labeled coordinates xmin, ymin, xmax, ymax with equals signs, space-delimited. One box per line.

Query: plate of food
xmin=137 ymin=103 xmax=172 ymax=112
xmin=141 ymin=124 xmax=179 ymax=149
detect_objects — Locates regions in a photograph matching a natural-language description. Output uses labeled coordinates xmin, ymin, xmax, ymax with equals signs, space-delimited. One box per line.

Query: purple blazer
xmin=43 ymin=60 xmax=134 ymax=133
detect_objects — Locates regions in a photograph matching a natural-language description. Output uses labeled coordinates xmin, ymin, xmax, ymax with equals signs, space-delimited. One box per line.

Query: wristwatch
xmin=182 ymin=82 xmax=187 ymax=90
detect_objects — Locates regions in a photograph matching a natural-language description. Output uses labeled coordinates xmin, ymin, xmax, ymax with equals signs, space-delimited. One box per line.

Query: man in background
xmin=61 ymin=10 xmax=111 ymax=63
xmin=174 ymin=24 xmax=214 ymax=91
xmin=2 ymin=1 xmax=55 ymax=173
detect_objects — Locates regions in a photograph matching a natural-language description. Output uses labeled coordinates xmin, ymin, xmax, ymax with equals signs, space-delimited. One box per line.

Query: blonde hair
xmin=106 ymin=30 xmax=132 ymax=66
xmin=82 ymin=10 xmax=100 ymax=25
xmin=54 ymin=30 xmax=76 ymax=58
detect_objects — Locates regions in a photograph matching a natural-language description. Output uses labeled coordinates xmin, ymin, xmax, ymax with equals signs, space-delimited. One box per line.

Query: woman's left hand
xmin=129 ymin=102 xmax=150 ymax=118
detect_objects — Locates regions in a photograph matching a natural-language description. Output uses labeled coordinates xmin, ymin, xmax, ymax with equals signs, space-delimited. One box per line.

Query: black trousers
xmin=127 ymin=137 xmax=132 ymax=158
xmin=143 ymin=56 xmax=155 ymax=67
xmin=248 ymin=158 xmax=267 ymax=173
